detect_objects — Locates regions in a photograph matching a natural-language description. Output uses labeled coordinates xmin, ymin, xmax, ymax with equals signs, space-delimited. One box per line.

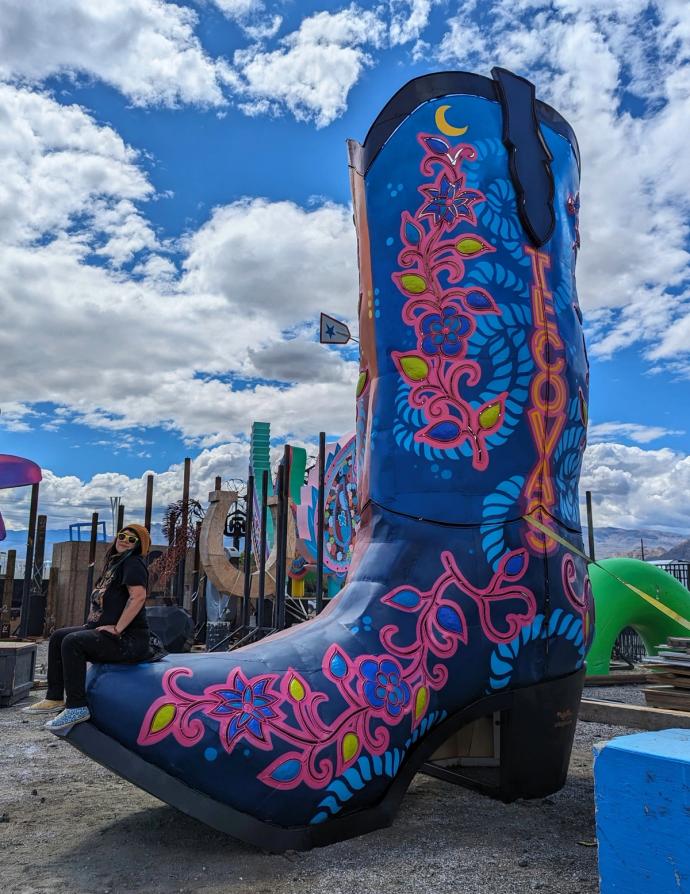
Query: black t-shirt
xmin=87 ymin=554 xmax=149 ymax=631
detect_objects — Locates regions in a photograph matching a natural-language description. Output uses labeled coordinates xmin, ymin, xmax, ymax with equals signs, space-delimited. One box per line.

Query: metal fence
xmin=612 ymin=626 xmax=647 ymax=667
xmin=652 ymin=561 xmax=690 ymax=590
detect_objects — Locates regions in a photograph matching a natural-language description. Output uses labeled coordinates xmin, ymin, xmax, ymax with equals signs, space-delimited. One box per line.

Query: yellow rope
xmin=523 ymin=512 xmax=690 ymax=631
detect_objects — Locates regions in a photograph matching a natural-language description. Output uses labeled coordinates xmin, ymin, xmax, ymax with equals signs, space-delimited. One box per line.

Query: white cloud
xmin=388 ymin=0 xmax=435 ymax=46
xmin=588 ymin=421 xmax=685 ymax=445
xmin=0 ymin=84 xmax=157 ymax=262
xmin=0 ymin=83 xmax=358 ymax=446
xmin=232 ymin=5 xmax=387 ymax=127
xmin=0 ymin=0 xmax=233 ymax=107
xmin=582 ymin=441 xmax=690 ymax=532
xmin=435 ymin=1 xmax=690 ymax=368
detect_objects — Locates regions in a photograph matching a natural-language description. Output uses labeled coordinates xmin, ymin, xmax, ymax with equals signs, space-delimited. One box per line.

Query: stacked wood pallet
xmin=642 ymin=637 xmax=690 ymax=712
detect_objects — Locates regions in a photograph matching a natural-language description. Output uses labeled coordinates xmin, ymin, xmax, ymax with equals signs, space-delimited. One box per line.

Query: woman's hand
xmin=96 ymin=624 xmax=121 ymax=637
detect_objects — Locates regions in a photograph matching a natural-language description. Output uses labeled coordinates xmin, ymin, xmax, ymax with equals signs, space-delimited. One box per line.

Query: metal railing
xmin=652 ymin=561 xmax=690 ymax=590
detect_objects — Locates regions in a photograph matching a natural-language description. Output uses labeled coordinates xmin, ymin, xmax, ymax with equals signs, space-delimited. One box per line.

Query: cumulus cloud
xmin=582 ymin=441 xmax=690 ymax=531
xmin=233 ymin=5 xmax=387 ymax=127
xmin=434 ymin=0 xmax=690 ymax=368
xmin=0 ymin=84 xmax=358 ymax=447
xmin=0 ymin=0 xmax=233 ymax=107
xmin=588 ymin=421 xmax=685 ymax=445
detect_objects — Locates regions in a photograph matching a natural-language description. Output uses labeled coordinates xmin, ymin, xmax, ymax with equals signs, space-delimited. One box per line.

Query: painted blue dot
xmin=204 ymin=747 xmax=218 ymax=761
xmin=386 ymin=236 xmax=394 ymax=246
xmin=243 ymin=748 xmax=251 ymax=758
xmin=387 ymin=182 xmax=392 ymax=189
xmin=375 ymin=310 xmax=380 ymax=318
xmin=441 ymin=469 xmax=452 ymax=480
xmin=431 ymin=463 xmax=439 ymax=473
xmin=374 ymin=287 xmax=380 ymax=295
xmin=351 ymin=625 xmax=360 ymax=634
xmin=362 ymin=616 xmax=372 ymax=625
xmin=390 ymin=190 xmax=398 ymax=197
xmin=397 ymin=183 xmax=403 ymax=191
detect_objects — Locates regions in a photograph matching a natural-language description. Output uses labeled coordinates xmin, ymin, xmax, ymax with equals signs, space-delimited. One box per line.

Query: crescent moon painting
xmin=435 ymin=104 xmax=469 ymax=136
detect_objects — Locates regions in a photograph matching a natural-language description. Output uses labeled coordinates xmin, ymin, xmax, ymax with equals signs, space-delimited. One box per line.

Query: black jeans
xmin=46 ymin=625 xmax=150 ymax=708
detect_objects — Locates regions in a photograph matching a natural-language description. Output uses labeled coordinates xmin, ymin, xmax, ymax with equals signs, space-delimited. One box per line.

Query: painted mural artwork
xmin=75 ymin=70 xmax=594 ymax=848
xmin=293 ymin=434 xmax=360 ymax=583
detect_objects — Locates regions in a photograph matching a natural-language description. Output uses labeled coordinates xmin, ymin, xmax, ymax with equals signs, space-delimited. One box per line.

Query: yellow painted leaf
xmin=150 ymin=703 xmax=176 ymax=734
xmin=399 ymin=355 xmax=429 ymax=382
xmin=455 ymin=237 xmax=487 ymax=256
xmin=478 ymin=402 xmax=501 ymax=430
xmin=400 ymin=273 xmax=427 ymax=294
xmin=289 ymin=676 xmax=306 ymax=702
xmin=415 ymin=686 xmax=428 ymax=720
xmin=342 ymin=732 xmax=359 ymax=763
xmin=356 ymin=369 xmax=368 ymax=398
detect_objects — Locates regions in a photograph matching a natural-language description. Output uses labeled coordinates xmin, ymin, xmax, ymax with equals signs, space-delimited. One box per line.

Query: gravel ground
xmin=1 ymin=644 xmax=645 ymax=894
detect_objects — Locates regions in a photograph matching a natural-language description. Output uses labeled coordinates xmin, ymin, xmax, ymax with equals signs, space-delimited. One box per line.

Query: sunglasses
xmin=116 ymin=531 xmax=139 ymax=545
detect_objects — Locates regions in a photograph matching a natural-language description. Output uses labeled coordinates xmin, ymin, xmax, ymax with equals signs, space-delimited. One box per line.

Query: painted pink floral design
xmin=391 ymin=133 xmax=506 ymax=470
xmin=137 ymin=548 xmax=535 ymax=792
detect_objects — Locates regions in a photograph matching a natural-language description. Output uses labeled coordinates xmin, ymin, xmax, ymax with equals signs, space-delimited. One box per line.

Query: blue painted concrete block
xmin=594 ymin=729 xmax=690 ymax=893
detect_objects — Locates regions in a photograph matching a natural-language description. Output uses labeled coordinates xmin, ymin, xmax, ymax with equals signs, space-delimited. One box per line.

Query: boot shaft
xmin=349 ymin=70 xmax=588 ymax=533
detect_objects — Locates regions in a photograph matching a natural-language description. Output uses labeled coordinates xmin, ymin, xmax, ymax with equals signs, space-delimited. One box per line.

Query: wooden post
xmin=44 ymin=566 xmax=59 ymax=637
xmin=116 ymin=503 xmax=125 ymax=533
xmin=18 ymin=482 xmax=40 ymax=637
xmin=274 ymin=461 xmax=286 ymax=630
xmin=83 ymin=512 xmax=99 ymax=623
xmin=144 ymin=474 xmax=154 ymax=533
xmin=1 ymin=550 xmax=16 ymax=638
xmin=191 ymin=521 xmax=202 ymax=626
xmin=640 ymin=538 xmax=645 ymax=562
xmin=316 ymin=432 xmax=326 ymax=614
xmin=214 ymin=476 xmax=222 ymax=491
xmin=257 ymin=469 xmax=269 ymax=631
xmin=33 ymin=515 xmax=47 ymax=587
xmin=242 ymin=474 xmax=254 ymax=629
xmin=177 ymin=457 xmax=191 ymax=608
xmin=585 ymin=490 xmax=595 ymax=562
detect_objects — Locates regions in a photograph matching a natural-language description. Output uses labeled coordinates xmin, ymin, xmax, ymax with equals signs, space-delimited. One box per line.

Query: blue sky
xmin=2 ymin=0 xmax=690 ymax=534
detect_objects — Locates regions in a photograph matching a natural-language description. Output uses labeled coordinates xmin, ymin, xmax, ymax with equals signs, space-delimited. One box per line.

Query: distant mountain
xmin=3 ymin=523 xmax=687 ymax=563
xmin=1 ymin=523 xmax=168 ymax=561
xmin=585 ymin=526 xmax=689 ymax=560
xmin=658 ymin=539 xmax=690 ymax=561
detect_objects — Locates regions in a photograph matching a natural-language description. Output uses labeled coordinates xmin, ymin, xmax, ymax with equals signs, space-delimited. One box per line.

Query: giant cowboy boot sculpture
xmin=57 ymin=69 xmax=593 ymax=851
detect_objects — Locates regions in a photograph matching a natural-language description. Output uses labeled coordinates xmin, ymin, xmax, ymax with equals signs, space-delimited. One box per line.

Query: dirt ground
xmin=1 ymin=647 xmax=642 ymax=894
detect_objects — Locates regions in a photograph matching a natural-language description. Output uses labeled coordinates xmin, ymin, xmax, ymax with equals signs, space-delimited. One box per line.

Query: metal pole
xmin=1 ymin=550 xmax=16 ymax=638
xmin=257 ymin=469 xmax=269 ymax=631
xmin=585 ymin=490 xmax=595 ymax=562
xmin=242 ymin=474 xmax=254 ymax=629
xmin=316 ymin=431 xmax=326 ymax=614
xmin=279 ymin=446 xmax=291 ymax=630
xmin=144 ymin=475 xmax=154 ymax=533
xmin=116 ymin=503 xmax=125 ymax=532
xmin=83 ymin=511 xmax=99 ymax=623
xmin=640 ymin=538 xmax=645 ymax=562
xmin=18 ymin=482 xmax=40 ymax=638
xmin=214 ymin=476 xmax=222 ymax=491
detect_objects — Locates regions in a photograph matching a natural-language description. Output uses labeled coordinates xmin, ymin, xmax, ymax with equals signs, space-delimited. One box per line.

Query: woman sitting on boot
xmin=23 ymin=524 xmax=152 ymax=731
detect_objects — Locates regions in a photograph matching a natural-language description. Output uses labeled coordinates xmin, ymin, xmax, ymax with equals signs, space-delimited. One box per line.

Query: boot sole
xmin=61 ymin=668 xmax=584 ymax=851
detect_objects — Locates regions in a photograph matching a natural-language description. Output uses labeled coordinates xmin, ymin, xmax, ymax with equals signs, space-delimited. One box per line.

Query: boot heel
xmin=422 ymin=668 xmax=585 ymax=801
xmin=497 ymin=668 xmax=585 ymax=801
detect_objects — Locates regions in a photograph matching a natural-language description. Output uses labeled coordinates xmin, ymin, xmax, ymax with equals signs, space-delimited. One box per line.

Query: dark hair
xmin=95 ymin=527 xmax=142 ymax=585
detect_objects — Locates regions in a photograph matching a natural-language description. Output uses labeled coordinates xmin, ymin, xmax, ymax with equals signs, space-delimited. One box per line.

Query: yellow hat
xmin=122 ymin=523 xmax=151 ymax=556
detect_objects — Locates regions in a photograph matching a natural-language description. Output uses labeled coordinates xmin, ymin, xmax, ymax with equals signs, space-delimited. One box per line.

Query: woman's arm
xmin=96 ymin=585 xmax=147 ymax=636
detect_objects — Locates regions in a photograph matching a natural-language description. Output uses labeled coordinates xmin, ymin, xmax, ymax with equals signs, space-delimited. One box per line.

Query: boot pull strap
xmin=492 ymin=67 xmax=555 ymax=248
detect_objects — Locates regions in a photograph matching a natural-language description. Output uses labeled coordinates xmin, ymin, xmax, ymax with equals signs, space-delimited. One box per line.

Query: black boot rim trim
xmin=349 ymin=69 xmax=580 ymax=177
xmin=61 ymin=668 xmax=584 ymax=852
